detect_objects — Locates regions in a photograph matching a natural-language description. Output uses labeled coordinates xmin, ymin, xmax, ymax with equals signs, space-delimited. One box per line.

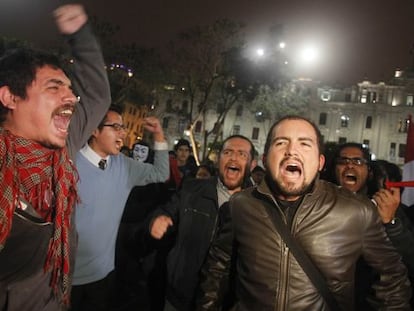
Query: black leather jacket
xmin=150 ymin=177 xmax=220 ymax=311
xmin=196 ymin=179 xmax=411 ymax=311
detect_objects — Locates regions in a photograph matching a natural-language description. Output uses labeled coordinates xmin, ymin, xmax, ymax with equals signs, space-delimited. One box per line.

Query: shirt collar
xmin=80 ymin=144 xmax=110 ymax=169
xmin=216 ymin=177 xmax=232 ymax=208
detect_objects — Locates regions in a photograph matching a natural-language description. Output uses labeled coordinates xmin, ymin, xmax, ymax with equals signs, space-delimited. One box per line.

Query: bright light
xmin=300 ymin=46 xmax=318 ymax=63
xmin=256 ymin=48 xmax=265 ymax=57
xmin=279 ymin=42 xmax=286 ymax=49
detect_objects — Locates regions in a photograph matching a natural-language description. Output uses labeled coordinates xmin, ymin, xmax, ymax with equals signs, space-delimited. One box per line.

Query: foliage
xmin=250 ymin=82 xmax=310 ymax=123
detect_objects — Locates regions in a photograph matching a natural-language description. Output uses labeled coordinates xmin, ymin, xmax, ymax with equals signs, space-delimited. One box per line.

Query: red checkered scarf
xmin=0 ymin=128 xmax=78 ymax=305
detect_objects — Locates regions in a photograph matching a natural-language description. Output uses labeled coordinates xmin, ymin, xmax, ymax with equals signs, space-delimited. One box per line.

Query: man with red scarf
xmin=0 ymin=4 xmax=111 ymax=310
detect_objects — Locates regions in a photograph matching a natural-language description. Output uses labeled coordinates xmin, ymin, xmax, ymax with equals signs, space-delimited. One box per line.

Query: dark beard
xmin=265 ymin=174 xmax=315 ymax=200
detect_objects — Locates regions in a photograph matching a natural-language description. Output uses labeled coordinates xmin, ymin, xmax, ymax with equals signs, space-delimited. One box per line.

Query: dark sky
xmin=1 ymin=0 xmax=413 ymax=85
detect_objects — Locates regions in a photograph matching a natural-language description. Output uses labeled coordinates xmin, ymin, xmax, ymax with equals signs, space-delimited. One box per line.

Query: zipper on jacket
xmin=259 ymin=191 xmax=291 ymax=311
xmin=184 ymin=207 xmax=210 ymax=218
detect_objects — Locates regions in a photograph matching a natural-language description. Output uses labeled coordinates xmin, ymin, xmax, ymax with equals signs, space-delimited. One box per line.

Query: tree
xmin=250 ymin=82 xmax=310 ymax=124
xmin=164 ymin=19 xmax=247 ymax=162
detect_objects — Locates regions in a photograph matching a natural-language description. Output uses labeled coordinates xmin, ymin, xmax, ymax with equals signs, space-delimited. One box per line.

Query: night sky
xmin=1 ymin=0 xmax=413 ymax=85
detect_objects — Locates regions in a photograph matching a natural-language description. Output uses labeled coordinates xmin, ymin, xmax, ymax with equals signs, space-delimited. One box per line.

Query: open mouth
xmin=53 ymin=105 xmax=75 ymax=134
xmin=343 ymin=173 xmax=357 ymax=185
xmin=225 ymin=164 xmax=241 ymax=179
xmin=283 ymin=162 xmax=302 ymax=178
xmin=115 ymin=139 xmax=124 ymax=150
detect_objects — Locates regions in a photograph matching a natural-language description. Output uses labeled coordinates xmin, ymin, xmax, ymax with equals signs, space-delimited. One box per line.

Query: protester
xmin=70 ymin=105 xmax=169 ymax=311
xmin=333 ymin=143 xmax=414 ymax=308
xmin=196 ymin=116 xmax=411 ymax=310
xmin=148 ymin=135 xmax=255 ymax=311
xmin=250 ymin=165 xmax=265 ymax=185
xmin=0 ymin=4 xmax=111 ymax=310
xmin=171 ymin=138 xmax=197 ymax=184
xmin=195 ymin=162 xmax=216 ymax=179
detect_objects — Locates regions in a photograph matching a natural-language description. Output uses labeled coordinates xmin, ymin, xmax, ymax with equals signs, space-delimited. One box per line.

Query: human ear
xmin=0 ymin=86 xmax=18 ymax=110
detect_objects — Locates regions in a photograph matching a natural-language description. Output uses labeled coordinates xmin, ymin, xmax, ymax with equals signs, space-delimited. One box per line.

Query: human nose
xmin=63 ymin=88 xmax=78 ymax=105
xmin=285 ymin=142 xmax=298 ymax=156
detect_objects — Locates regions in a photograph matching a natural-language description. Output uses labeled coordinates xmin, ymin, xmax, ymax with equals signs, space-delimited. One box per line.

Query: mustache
xmin=280 ymin=156 xmax=303 ymax=166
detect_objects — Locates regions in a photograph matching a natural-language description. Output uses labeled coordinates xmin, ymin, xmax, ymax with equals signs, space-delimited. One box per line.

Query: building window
xmin=407 ymin=95 xmax=413 ymax=106
xmin=338 ymin=137 xmax=347 ymax=144
xmin=166 ymin=99 xmax=173 ymax=112
xmin=398 ymin=118 xmax=409 ymax=133
xmin=194 ymin=120 xmax=202 ymax=133
xmin=252 ymin=127 xmax=260 ymax=140
xmin=178 ymin=119 xmax=187 ymax=134
xmin=319 ymin=112 xmax=327 ymax=126
xmin=390 ymin=142 xmax=396 ymax=158
xmin=236 ymin=105 xmax=243 ymax=116
xmin=233 ymin=125 xmax=240 ymax=135
xmin=366 ymin=92 xmax=377 ymax=103
xmin=182 ymin=100 xmax=189 ymax=112
xmin=162 ymin=117 xmax=169 ymax=129
xmin=340 ymin=115 xmax=349 ymax=128
xmin=321 ymin=91 xmax=331 ymax=102
xmin=399 ymin=144 xmax=406 ymax=158
xmin=360 ymin=89 xmax=367 ymax=103
xmin=365 ymin=116 xmax=372 ymax=129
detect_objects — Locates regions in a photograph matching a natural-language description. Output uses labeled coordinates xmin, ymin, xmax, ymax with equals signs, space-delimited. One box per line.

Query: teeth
xmin=60 ymin=109 xmax=73 ymax=115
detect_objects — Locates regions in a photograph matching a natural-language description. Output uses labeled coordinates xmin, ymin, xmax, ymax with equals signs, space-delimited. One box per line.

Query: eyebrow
xmin=45 ymin=78 xmax=72 ymax=88
xmin=273 ymin=136 xmax=315 ymax=143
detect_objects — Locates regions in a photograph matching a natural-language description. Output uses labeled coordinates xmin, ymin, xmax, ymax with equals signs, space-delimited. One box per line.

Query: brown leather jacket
xmin=196 ymin=179 xmax=411 ymax=311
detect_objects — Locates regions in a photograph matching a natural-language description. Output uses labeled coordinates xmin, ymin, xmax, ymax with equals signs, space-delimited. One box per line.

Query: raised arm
xmin=55 ymin=4 xmax=111 ymax=158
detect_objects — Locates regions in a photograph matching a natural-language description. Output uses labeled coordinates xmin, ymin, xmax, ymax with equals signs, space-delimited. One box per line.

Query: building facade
xmin=121 ymin=69 xmax=414 ymax=165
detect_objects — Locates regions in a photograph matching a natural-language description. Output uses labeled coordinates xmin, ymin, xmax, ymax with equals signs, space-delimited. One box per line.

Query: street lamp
xmin=256 ymin=48 xmax=265 ymax=57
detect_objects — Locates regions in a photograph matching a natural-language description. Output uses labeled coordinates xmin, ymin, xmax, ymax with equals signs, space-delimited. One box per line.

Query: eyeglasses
xmin=336 ymin=157 xmax=368 ymax=166
xmin=221 ymin=149 xmax=250 ymax=161
xmin=102 ymin=123 xmax=128 ymax=132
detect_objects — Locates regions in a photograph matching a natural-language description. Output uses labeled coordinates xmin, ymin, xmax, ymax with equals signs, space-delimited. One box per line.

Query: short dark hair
xmin=174 ymin=138 xmax=191 ymax=151
xmin=220 ymin=134 xmax=256 ymax=160
xmin=0 ymin=47 xmax=64 ymax=124
xmin=264 ymin=115 xmax=324 ymax=156
xmin=97 ymin=104 xmax=124 ymax=129
xmin=88 ymin=104 xmax=124 ymax=144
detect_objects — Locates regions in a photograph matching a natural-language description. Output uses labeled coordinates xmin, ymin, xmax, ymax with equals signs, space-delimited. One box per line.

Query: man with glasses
xmin=70 ymin=105 xmax=169 ymax=311
xmin=334 ymin=142 xmax=371 ymax=194
xmin=334 ymin=142 xmax=414 ymax=309
xmin=148 ymin=135 xmax=255 ymax=311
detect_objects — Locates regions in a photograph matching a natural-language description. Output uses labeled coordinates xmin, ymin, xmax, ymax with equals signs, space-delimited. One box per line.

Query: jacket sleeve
xmin=127 ymin=149 xmax=169 ymax=186
xmin=66 ymin=23 xmax=111 ymax=159
xmin=384 ymin=206 xmax=414 ymax=278
xmin=361 ymin=203 xmax=412 ymax=310
xmin=195 ymin=201 xmax=234 ymax=311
